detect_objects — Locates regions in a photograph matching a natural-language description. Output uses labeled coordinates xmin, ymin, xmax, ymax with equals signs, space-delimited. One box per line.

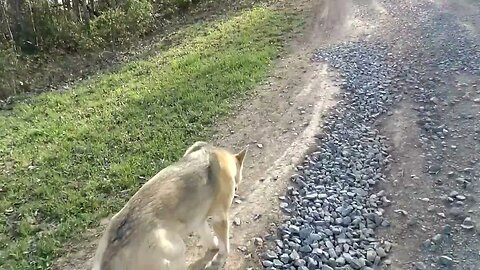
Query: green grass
xmin=0 ymin=6 xmax=301 ymax=269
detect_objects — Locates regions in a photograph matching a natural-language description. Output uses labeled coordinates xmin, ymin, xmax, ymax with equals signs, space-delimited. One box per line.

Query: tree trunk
xmin=72 ymin=0 xmax=80 ymax=20
xmin=88 ymin=0 xmax=94 ymax=13
xmin=25 ymin=0 xmax=38 ymax=47
xmin=7 ymin=0 xmax=23 ymax=43
xmin=63 ymin=0 xmax=71 ymax=10
xmin=87 ymin=0 xmax=100 ymax=17
xmin=0 ymin=0 xmax=16 ymax=46
xmin=79 ymin=0 xmax=90 ymax=26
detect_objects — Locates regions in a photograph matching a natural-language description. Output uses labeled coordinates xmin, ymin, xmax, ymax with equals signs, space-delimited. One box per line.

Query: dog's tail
xmin=183 ymin=141 xmax=209 ymax=157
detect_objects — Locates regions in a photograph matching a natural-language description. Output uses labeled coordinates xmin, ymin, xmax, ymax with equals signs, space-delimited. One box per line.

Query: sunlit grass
xmin=0 ymin=6 xmax=302 ymax=269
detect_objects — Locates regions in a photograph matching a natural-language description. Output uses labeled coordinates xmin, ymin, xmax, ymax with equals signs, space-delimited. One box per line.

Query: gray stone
xmin=461 ymin=217 xmax=475 ymax=230
xmin=294 ymin=258 xmax=306 ymax=266
xmin=366 ymin=249 xmax=376 ymax=262
xmin=349 ymin=258 xmax=362 ymax=269
xmin=280 ymin=253 xmax=290 ymax=263
xmin=299 ymin=245 xmax=313 ymax=253
xmin=376 ymin=247 xmax=387 ymax=258
xmin=289 ymin=225 xmax=300 ymax=234
xmin=328 ymin=248 xmax=337 ymax=259
xmin=432 ymin=234 xmax=443 ymax=244
xmin=336 ymin=256 xmax=346 ymax=266
xmin=265 ymin=250 xmax=277 ymax=260
xmin=439 ymin=255 xmax=453 ymax=266
xmin=414 ymin=262 xmax=427 ymax=270
xmin=384 ymin=241 xmax=392 ymax=252
xmin=290 ymin=250 xmax=299 ymax=260
xmin=272 ymin=259 xmax=283 ymax=267
xmin=325 ymin=240 xmax=334 ymax=249
xmin=262 ymin=260 xmax=273 ymax=267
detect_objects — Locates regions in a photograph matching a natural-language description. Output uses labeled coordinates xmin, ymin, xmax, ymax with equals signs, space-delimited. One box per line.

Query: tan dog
xmin=92 ymin=141 xmax=248 ymax=270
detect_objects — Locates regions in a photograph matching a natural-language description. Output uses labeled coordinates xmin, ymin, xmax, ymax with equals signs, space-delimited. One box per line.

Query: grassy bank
xmin=0 ymin=6 xmax=302 ymax=269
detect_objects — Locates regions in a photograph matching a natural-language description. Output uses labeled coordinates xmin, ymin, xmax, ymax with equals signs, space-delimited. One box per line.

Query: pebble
xmin=414 ymin=262 xmax=427 ymax=270
xmin=432 ymin=234 xmax=443 ymax=244
xmin=376 ymin=247 xmax=388 ymax=258
xmin=439 ymin=255 xmax=454 ymax=266
xmin=272 ymin=259 xmax=283 ymax=267
xmin=265 ymin=250 xmax=277 ymax=260
xmin=233 ymin=217 xmax=241 ymax=226
xmin=336 ymin=256 xmax=346 ymax=266
xmin=280 ymin=253 xmax=290 ymax=263
xmin=262 ymin=260 xmax=273 ymax=267
xmin=384 ymin=241 xmax=392 ymax=252
xmin=366 ymin=249 xmax=377 ymax=262
xmin=461 ymin=217 xmax=475 ymax=230
xmin=290 ymin=250 xmax=300 ymax=260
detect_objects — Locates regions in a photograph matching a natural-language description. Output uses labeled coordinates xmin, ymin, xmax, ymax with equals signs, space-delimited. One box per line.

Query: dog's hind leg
xmin=153 ymin=229 xmax=187 ymax=270
xmin=197 ymin=221 xmax=219 ymax=251
xmin=204 ymin=215 xmax=229 ymax=269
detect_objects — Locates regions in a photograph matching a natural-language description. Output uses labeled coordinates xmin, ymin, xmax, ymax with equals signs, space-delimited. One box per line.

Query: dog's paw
xmin=204 ymin=253 xmax=225 ymax=270
xmin=204 ymin=260 xmax=215 ymax=270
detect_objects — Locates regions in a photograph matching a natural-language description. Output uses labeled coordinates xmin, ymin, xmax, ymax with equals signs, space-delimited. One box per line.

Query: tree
xmin=79 ymin=0 xmax=90 ymax=25
xmin=7 ymin=0 xmax=24 ymax=43
xmin=63 ymin=0 xmax=71 ymax=10
xmin=72 ymin=0 xmax=81 ymax=19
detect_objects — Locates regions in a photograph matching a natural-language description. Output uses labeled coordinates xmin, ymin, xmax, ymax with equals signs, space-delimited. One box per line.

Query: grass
xmin=0 ymin=6 xmax=302 ymax=269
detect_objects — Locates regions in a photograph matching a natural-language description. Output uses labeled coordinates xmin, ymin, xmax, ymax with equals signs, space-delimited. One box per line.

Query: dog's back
xmin=92 ymin=142 xmax=241 ymax=270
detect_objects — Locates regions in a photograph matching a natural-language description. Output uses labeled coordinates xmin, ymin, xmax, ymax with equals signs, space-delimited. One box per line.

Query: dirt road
xmin=55 ymin=0 xmax=480 ymax=269
xmin=235 ymin=0 xmax=480 ymax=269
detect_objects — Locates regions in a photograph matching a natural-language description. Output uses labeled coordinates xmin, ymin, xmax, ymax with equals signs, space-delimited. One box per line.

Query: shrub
xmin=89 ymin=0 xmax=154 ymax=48
xmin=0 ymin=46 xmax=19 ymax=99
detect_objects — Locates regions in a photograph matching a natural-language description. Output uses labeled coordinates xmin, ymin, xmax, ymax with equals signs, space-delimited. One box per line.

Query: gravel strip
xmin=261 ymin=41 xmax=397 ymax=269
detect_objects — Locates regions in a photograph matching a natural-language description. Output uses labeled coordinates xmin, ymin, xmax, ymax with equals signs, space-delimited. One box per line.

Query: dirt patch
xmin=373 ymin=1 xmax=480 ymax=269
xmin=376 ymin=95 xmax=446 ymax=269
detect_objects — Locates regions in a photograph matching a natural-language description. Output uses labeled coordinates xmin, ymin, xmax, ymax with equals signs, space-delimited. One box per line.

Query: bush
xmin=31 ymin=1 xmax=86 ymax=52
xmin=1 ymin=0 xmax=154 ymax=54
xmin=89 ymin=0 xmax=154 ymax=48
xmin=0 ymin=46 xmax=19 ymax=99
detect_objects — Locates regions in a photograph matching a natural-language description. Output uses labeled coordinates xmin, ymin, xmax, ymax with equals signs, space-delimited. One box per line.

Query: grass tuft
xmin=0 ymin=6 xmax=302 ymax=269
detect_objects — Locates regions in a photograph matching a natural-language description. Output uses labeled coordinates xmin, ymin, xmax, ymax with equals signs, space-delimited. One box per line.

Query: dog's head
xmin=233 ymin=146 xmax=248 ymax=191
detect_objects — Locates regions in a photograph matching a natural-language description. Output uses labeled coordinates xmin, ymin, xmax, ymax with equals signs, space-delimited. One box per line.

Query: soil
xmin=54 ymin=0 xmax=480 ymax=269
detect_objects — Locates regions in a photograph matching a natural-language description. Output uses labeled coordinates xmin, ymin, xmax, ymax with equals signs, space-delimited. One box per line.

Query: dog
xmin=91 ymin=141 xmax=248 ymax=270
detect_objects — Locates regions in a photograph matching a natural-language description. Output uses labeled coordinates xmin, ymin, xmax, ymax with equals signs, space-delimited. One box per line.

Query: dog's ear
xmin=235 ymin=146 xmax=248 ymax=167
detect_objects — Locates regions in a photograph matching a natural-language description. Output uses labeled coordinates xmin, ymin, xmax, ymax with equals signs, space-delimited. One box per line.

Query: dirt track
xmin=55 ymin=0 xmax=480 ymax=269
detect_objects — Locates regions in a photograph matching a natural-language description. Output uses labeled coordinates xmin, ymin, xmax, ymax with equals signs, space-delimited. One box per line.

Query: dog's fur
xmin=91 ymin=141 xmax=248 ymax=270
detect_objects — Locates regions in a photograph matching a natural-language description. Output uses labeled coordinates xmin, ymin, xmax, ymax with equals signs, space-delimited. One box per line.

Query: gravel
xmin=261 ymin=0 xmax=480 ymax=269
xmin=261 ymin=39 xmax=396 ymax=268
